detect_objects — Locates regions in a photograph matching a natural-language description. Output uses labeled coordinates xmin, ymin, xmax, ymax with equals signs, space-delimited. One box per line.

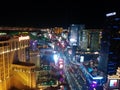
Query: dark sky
xmin=0 ymin=0 xmax=119 ymax=28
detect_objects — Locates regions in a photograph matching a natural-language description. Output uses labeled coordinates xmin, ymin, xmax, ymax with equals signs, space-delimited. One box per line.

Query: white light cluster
xmin=106 ymin=12 xmax=116 ymax=17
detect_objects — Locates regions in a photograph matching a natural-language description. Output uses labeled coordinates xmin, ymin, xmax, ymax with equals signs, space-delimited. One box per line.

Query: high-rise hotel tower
xmin=0 ymin=34 xmax=36 ymax=90
xmin=99 ymin=12 xmax=120 ymax=75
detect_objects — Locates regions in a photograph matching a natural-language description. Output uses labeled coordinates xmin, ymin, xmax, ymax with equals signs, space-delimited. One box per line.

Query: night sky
xmin=0 ymin=1 xmax=119 ymax=28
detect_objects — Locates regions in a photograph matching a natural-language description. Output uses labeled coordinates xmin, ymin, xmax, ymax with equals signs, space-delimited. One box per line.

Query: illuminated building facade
xmin=0 ymin=35 xmax=36 ymax=90
xmin=79 ymin=29 xmax=102 ymax=51
xmin=11 ymin=62 xmax=36 ymax=90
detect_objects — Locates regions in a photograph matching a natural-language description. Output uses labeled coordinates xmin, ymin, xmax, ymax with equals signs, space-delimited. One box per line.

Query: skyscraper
xmin=99 ymin=12 xmax=120 ymax=75
xmin=69 ymin=24 xmax=85 ymax=46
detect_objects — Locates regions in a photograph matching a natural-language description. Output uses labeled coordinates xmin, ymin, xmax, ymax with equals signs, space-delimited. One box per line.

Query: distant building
xmin=79 ymin=29 xmax=102 ymax=52
xmin=30 ymin=50 xmax=40 ymax=68
xmin=69 ymin=24 xmax=85 ymax=46
xmin=79 ymin=29 xmax=88 ymax=50
xmin=68 ymin=24 xmax=101 ymax=51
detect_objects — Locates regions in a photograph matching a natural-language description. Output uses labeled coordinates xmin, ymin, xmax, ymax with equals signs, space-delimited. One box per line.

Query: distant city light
xmin=91 ymin=81 xmax=97 ymax=88
xmin=0 ymin=32 xmax=7 ymax=35
xmin=80 ymin=56 xmax=84 ymax=62
xmin=53 ymin=54 xmax=58 ymax=61
xmin=59 ymin=64 xmax=63 ymax=69
xmin=58 ymin=58 xmax=64 ymax=69
xmin=53 ymin=54 xmax=58 ymax=65
xmin=92 ymin=81 xmax=97 ymax=84
xmin=70 ymin=38 xmax=77 ymax=42
xmin=94 ymin=52 xmax=99 ymax=54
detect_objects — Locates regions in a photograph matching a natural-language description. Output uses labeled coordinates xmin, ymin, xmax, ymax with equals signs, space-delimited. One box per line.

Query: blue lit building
xmin=68 ymin=24 xmax=85 ymax=46
xmin=68 ymin=24 xmax=85 ymax=56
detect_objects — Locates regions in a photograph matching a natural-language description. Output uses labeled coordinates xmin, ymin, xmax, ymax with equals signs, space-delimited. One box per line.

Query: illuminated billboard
xmin=109 ymin=79 xmax=119 ymax=88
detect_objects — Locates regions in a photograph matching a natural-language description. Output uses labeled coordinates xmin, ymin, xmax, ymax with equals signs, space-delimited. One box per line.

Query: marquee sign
xmin=19 ymin=36 xmax=30 ymax=41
